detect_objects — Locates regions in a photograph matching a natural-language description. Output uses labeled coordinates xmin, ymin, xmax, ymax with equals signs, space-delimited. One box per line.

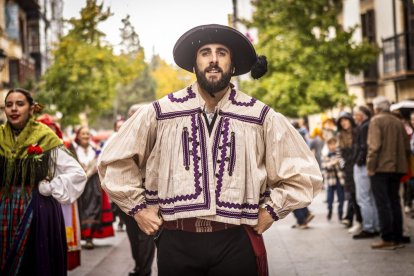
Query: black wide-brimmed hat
xmin=173 ymin=24 xmax=267 ymax=79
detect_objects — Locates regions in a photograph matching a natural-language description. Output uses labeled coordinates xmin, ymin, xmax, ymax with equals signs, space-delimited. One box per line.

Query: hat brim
xmin=173 ymin=24 xmax=257 ymax=76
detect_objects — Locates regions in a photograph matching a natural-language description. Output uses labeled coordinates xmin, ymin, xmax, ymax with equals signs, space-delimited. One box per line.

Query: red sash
xmin=243 ymin=225 xmax=269 ymax=276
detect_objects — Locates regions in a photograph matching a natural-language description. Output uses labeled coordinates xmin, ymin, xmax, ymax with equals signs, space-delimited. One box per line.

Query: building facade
xmin=343 ymin=0 xmax=414 ymax=105
xmin=0 ymin=0 xmax=63 ymax=122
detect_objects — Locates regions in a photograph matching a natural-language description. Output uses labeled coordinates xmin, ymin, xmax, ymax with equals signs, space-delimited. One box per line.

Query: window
xmin=361 ymin=9 xmax=376 ymax=43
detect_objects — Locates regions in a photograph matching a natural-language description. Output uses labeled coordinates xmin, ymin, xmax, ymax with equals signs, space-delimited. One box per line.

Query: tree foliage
xmin=115 ymin=15 xmax=155 ymax=117
xmin=243 ymin=0 xmax=379 ymax=117
xmin=150 ymin=55 xmax=195 ymax=99
xmin=37 ymin=0 xmax=144 ymax=126
xmin=37 ymin=0 xmax=116 ymax=126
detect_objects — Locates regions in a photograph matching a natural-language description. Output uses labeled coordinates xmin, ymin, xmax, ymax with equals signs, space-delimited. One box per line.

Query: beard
xmin=195 ymin=65 xmax=232 ymax=96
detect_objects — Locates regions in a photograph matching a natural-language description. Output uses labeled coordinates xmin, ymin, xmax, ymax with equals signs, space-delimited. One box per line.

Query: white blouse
xmin=98 ymin=83 xmax=323 ymax=225
xmin=74 ymin=143 xmax=97 ymax=167
xmin=38 ymin=147 xmax=87 ymax=204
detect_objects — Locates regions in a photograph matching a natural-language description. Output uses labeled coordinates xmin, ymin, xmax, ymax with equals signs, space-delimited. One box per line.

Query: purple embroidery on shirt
xmin=146 ymin=198 xmax=159 ymax=205
xmin=161 ymin=204 xmax=210 ymax=214
xmin=228 ymin=132 xmax=236 ymax=175
xmin=168 ymin=86 xmax=196 ymax=103
xmin=128 ymin=202 xmax=146 ymax=216
xmin=145 ymin=188 xmax=158 ymax=206
xmin=160 ymin=115 xmax=210 ymax=215
xmin=145 ymin=189 xmax=158 ymax=196
xmin=215 ymin=118 xmax=230 ymax=201
xmin=218 ymin=202 xmax=259 ymax=209
xmin=265 ymin=205 xmax=279 ymax=221
xmin=259 ymin=190 xmax=271 ymax=204
xmin=152 ymin=101 xmax=200 ymax=120
xmin=228 ymin=87 xmax=257 ymax=107
xmin=261 ymin=190 xmax=271 ymax=197
xmin=219 ymin=105 xmax=270 ymax=125
xmin=216 ymin=209 xmax=258 ymax=220
xmin=182 ymin=127 xmax=190 ymax=169
xmin=190 ymin=114 xmax=202 ymax=195
xmin=212 ymin=117 xmax=224 ymax=172
xmin=197 ymin=115 xmax=210 ymax=205
xmin=213 ymin=117 xmax=258 ymax=210
xmin=158 ymin=113 xmax=211 ymax=213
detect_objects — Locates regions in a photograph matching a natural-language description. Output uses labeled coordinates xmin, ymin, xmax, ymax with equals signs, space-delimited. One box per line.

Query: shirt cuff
xmin=128 ymin=202 xmax=147 ymax=216
xmin=264 ymin=204 xmax=279 ymax=221
xmin=38 ymin=180 xmax=53 ymax=196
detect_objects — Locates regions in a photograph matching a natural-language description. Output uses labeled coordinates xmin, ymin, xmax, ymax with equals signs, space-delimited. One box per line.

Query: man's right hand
xmin=133 ymin=208 xmax=163 ymax=235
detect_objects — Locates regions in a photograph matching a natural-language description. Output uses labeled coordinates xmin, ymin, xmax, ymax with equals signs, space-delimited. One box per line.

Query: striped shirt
xmin=98 ymin=83 xmax=323 ymax=226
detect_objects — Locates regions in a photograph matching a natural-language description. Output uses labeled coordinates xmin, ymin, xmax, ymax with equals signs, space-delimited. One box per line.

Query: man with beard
xmin=98 ymin=24 xmax=322 ymax=276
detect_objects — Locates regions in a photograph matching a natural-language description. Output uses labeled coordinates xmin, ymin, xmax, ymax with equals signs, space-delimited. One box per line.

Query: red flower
xmin=27 ymin=144 xmax=43 ymax=155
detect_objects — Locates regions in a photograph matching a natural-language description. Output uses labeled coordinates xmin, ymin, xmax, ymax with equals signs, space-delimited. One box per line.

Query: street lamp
xmin=0 ymin=49 xmax=7 ymax=71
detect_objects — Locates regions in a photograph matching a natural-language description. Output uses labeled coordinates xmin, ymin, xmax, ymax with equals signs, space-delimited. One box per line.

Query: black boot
xmin=327 ymin=209 xmax=332 ymax=221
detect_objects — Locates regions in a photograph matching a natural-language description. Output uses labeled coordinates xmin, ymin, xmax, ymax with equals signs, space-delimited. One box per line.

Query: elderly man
xmin=98 ymin=24 xmax=322 ymax=276
xmin=367 ymin=96 xmax=410 ymax=250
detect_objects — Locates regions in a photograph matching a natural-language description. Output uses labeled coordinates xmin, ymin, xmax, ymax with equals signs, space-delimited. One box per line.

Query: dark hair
xmin=327 ymin=137 xmax=337 ymax=145
xmin=291 ymin=121 xmax=300 ymax=129
xmin=113 ymin=118 xmax=125 ymax=131
xmin=357 ymin=105 xmax=371 ymax=119
xmin=74 ymin=126 xmax=88 ymax=145
xmin=5 ymin=88 xmax=34 ymax=106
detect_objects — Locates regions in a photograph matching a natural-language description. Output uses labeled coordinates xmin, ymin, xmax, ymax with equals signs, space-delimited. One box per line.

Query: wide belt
xmin=162 ymin=218 xmax=238 ymax=233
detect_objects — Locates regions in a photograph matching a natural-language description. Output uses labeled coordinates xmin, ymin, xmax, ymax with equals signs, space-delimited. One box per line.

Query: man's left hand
xmin=253 ymin=208 xmax=274 ymax=234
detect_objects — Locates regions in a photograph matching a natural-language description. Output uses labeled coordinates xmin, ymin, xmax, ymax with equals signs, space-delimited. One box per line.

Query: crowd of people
xmin=0 ymin=87 xmax=157 ymax=276
xmin=0 ymin=21 xmax=412 ymax=276
xmin=292 ymin=96 xmax=412 ymax=250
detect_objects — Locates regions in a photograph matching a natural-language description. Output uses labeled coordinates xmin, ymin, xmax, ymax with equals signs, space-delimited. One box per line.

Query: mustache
xmin=204 ymin=65 xmax=223 ymax=73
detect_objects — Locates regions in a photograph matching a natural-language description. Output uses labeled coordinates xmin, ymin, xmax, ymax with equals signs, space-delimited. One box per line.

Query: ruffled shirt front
xmin=98 ymin=83 xmax=323 ymax=225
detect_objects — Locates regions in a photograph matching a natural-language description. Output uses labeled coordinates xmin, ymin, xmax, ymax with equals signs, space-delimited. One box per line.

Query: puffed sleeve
xmin=262 ymin=111 xmax=323 ymax=220
xmin=98 ymin=104 xmax=157 ymax=216
xmin=43 ymin=147 xmax=87 ymax=204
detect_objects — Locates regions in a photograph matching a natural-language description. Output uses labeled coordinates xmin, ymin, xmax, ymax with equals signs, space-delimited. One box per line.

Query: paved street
xmin=69 ymin=192 xmax=414 ymax=276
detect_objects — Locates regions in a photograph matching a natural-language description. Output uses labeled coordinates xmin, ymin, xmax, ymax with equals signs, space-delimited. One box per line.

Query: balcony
xmin=345 ymin=61 xmax=378 ymax=87
xmin=15 ymin=0 xmax=39 ymax=12
xmin=9 ymin=57 xmax=36 ymax=86
xmin=382 ymin=32 xmax=414 ymax=80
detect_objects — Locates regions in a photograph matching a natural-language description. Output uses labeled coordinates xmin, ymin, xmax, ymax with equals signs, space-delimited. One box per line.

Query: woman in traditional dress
xmin=0 ymin=88 xmax=86 ymax=276
xmin=74 ymin=126 xmax=114 ymax=249
xmin=37 ymin=114 xmax=83 ymax=270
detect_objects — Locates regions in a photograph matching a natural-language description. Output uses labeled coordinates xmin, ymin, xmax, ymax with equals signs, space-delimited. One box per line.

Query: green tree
xmin=243 ymin=0 xmax=379 ymax=117
xmin=37 ymin=0 xmax=121 ymax=126
xmin=114 ymin=15 xmax=155 ymax=117
xmin=150 ymin=55 xmax=195 ymax=99
xmin=66 ymin=0 xmax=111 ymax=46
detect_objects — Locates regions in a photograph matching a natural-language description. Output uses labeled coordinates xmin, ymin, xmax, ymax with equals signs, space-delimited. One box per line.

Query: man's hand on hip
xmin=253 ymin=208 xmax=274 ymax=234
xmin=133 ymin=208 xmax=163 ymax=235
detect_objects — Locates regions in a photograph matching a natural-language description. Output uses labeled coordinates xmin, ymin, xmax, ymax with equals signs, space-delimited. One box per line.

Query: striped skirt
xmin=1 ymin=187 xmax=67 ymax=276
xmin=78 ymin=173 xmax=114 ymax=240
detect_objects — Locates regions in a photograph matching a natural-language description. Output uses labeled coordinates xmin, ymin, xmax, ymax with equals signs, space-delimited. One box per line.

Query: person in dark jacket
xmin=337 ymin=111 xmax=362 ymax=233
xmin=352 ymin=106 xmax=379 ymax=239
xmin=367 ymin=96 xmax=410 ymax=250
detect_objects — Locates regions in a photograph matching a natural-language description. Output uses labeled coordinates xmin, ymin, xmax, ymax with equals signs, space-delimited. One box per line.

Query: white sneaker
xmin=348 ymin=222 xmax=362 ymax=234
